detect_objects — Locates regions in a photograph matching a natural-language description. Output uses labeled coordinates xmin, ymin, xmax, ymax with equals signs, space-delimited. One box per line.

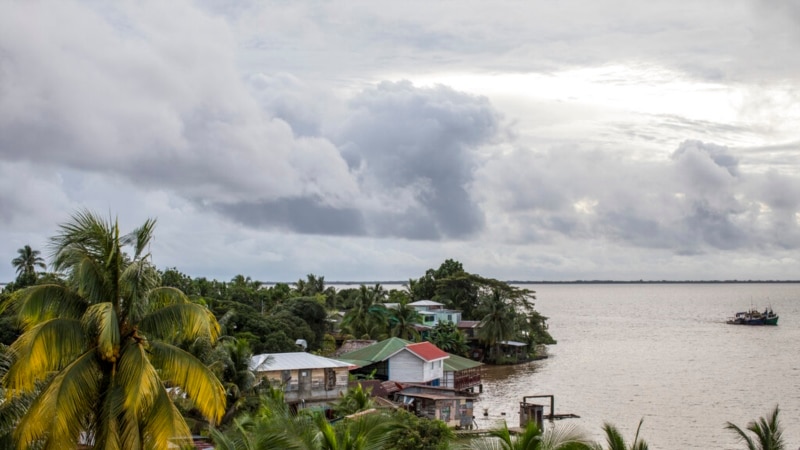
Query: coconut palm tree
xmin=594 ymin=419 xmax=648 ymax=450
xmin=1 ymin=210 xmax=226 ymax=449
xmin=10 ymin=245 xmax=46 ymax=287
xmin=11 ymin=245 xmax=46 ymax=277
xmin=725 ymin=406 xmax=785 ymax=450
xmin=466 ymin=420 xmax=593 ymax=450
xmin=478 ymin=288 xmax=515 ymax=362
xmin=388 ymin=300 xmax=421 ymax=341
xmin=341 ymin=284 xmax=388 ymax=339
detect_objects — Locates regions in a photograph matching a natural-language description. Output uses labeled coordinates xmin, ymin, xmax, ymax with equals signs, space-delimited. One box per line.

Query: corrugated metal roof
xmin=408 ymin=300 xmax=444 ymax=306
xmin=403 ymin=342 xmax=449 ymax=362
xmin=250 ymin=352 xmax=352 ymax=372
xmin=334 ymin=337 xmax=411 ymax=367
xmin=443 ymin=353 xmax=483 ymax=371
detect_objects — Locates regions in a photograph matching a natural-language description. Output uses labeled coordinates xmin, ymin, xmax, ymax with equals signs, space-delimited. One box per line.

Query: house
xmin=394 ymin=385 xmax=477 ymax=429
xmin=336 ymin=338 xmax=449 ymax=386
xmin=442 ymin=353 xmax=483 ymax=393
xmin=250 ymin=352 xmax=352 ymax=407
xmin=456 ymin=320 xmax=481 ymax=340
xmin=409 ymin=300 xmax=462 ymax=326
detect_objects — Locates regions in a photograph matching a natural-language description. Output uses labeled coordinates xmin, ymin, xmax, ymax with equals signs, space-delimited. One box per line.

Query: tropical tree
xmin=388 ymin=299 xmax=421 ymax=341
xmin=340 ymin=284 xmax=388 ymax=339
xmin=466 ymin=420 xmax=593 ymax=450
xmin=212 ymin=390 xmax=394 ymax=450
xmin=0 ymin=210 xmax=226 ymax=449
xmin=11 ymin=245 xmax=46 ymax=288
xmin=334 ymin=383 xmax=374 ymax=417
xmin=428 ymin=320 xmax=469 ymax=356
xmin=725 ymin=405 xmax=785 ymax=450
xmin=594 ymin=419 xmax=648 ymax=450
xmin=477 ymin=288 xmax=515 ymax=363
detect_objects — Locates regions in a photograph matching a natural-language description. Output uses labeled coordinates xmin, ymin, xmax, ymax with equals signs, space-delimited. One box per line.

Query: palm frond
xmin=15 ymin=350 xmax=101 ymax=450
xmin=83 ymin=303 xmax=121 ymax=362
xmin=539 ymin=422 xmax=593 ymax=450
xmin=724 ymin=422 xmax=757 ymax=450
xmin=4 ymin=318 xmax=86 ymax=395
xmin=148 ymin=341 xmax=226 ymax=424
xmin=140 ymin=383 xmax=192 ymax=449
xmin=601 ymin=423 xmax=626 ymax=450
xmin=139 ymin=301 xmax=220 ymax=344
xmin=93 ymin=381 xmax=123 ymax=450
xmin=121 ymin=217 xmax=156 ymax=260
xmin=117 ymin=340 xmax=160 ymax=415
xmin=2 ymin=284 xmax=87 ymax=327
xmin=119 ymin=260 xmax=161 ymax=324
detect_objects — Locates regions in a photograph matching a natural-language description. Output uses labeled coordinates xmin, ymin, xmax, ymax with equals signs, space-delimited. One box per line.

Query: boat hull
xmin=727 ymin=309 xmax=779 ymax=326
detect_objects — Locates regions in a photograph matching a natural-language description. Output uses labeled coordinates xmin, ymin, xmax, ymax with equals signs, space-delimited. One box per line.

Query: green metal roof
xmin=335 ymin=337 xmax=412 ymax=367
xmin=443 ymin=353 xmax=483 ymax=371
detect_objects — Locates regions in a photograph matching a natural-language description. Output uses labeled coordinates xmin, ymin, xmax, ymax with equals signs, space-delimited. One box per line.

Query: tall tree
xmin=477 ymin=288 xmax=515 ymax=362
xmin=388 ymin=300 xmax=421 ymax=341
xmin=340 ymin=284 xmax=388 ymax=339
xmin=725 ymin=406 xmax=785 ymax=450
xmin=1 ymin=210 xmax=225 ymax=449
xmin=11 ymin=245 xmax=46 ymax=288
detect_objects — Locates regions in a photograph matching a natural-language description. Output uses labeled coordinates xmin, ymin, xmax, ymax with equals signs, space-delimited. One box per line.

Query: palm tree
xmin=341 ymin=284 xmax=388 ymax=339
xmin=725 ymin=406 xmax=785 ymax=450
xmin=11 ymin=245 xmax=46 ymax=287
xmin=211 ymin=391 xmax=393 ymax=450
xmin=594 ymin=419 xmax=648 ymax=450
xmin=478 ymin=288 xmax=515 ymax=362
xmin=466 ymin=420 xmax=593 ymax=450
xmin=388 ymin=300 xmax=421 ymax=341
xmin=1 ymin=210 xmax=226 ymax=449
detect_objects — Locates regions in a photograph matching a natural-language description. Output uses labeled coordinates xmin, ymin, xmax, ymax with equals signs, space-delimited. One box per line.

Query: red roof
xmin=404 ymin=342 xmax=449 ymax=362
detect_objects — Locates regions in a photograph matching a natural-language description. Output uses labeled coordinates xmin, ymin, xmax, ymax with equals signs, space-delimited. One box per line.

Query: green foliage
xmin=725 ymin=405 xmax=785 ymax=450
xmin=595 ymin=418 xmax=649 ymax=450
xmin=387 ymin=409 xmax=453 ymax=450
xmin=340 ymin=284 xmax=389 ymax=340
xmin=1 ymin=210 xmax=226 ymax=449
xmin=427 ymin=321 xmax=469 ymax=356
xmin=334 ymin=382 xmax=374 ymax=417
xmin=320 ymin=333 xmax=337 ymax=356
xmin=10 ymin=245 xmax=46 ymax=290
xmin=388 ymin=299 xmax=422 ymax=341
xmin=467 ymin=420 xmax=593 ymax=450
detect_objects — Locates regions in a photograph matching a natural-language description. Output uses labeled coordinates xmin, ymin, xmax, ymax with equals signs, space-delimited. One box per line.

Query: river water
xmin=476 ymin=283 xmax=800 ymax=449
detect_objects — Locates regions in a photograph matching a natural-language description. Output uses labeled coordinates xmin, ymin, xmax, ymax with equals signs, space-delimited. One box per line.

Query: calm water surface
xmin=477 ymin=283 xmax=800 ymax=449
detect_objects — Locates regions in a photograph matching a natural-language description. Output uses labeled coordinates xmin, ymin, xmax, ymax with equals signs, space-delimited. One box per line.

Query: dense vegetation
xmin=0 ymin=211 xmax=791 ymax=449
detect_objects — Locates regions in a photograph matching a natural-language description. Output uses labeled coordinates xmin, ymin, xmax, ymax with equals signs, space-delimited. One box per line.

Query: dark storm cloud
xmin=214 ymin=197 xmax=366 ymax=236
xmin=335 ymin=81 xmax=498 ymax=239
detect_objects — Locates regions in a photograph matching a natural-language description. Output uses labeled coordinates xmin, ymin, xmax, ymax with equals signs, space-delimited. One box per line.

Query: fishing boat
xmin=727 ymin=307 xmax=779 ymax=326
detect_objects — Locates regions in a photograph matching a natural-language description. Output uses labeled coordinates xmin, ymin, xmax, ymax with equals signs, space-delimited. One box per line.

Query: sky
xmin=2 ymin=0 xmax=800 ymax=283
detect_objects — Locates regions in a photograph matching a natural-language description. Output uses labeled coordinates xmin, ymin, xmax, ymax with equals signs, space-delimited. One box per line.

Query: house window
xmin=430 ymin=362 xmax=434 ymax=370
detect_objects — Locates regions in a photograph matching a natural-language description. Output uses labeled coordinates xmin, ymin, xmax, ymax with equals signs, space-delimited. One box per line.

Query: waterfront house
xmin=442 ymin=353 xmax=483 ymax=393
xmin=408 ymin=300 xmax=462 ymax=327
xmin=336 ymin=338 xmax=449 ymax=385
xmin=250 ymin=352 xmax=352 ymax=408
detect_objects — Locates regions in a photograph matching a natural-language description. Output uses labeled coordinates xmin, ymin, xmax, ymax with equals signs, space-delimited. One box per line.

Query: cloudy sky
xmin=2 ymin=0 xmax=799 ymax=283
